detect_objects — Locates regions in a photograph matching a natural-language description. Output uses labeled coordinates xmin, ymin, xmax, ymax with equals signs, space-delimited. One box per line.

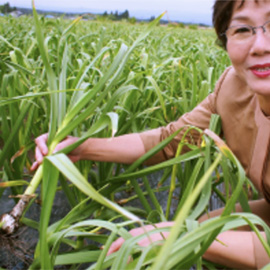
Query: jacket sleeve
xmin=139 ymin=67 xmax=231 ymax=165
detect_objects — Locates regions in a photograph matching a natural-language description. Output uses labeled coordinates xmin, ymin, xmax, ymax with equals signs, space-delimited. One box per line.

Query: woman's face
xmin=227 ymin=0 xmax=270 ymax=98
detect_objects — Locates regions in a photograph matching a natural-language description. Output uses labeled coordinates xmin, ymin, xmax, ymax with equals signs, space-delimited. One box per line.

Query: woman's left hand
xmin=107 ymin=221 xmax=173 ymax=255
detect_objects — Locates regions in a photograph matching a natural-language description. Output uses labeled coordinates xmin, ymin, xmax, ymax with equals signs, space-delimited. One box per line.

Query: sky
xmin=1 ymin=0 xmax=215 ymax=25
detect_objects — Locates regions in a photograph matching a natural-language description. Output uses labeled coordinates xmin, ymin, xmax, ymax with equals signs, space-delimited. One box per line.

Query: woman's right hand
xmin=31 ymin=133 xmax=80 ymax=171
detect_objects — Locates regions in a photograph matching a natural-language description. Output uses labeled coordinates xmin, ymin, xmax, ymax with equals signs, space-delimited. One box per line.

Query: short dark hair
xmin=212 ymin=0 xmax=258 ymax=49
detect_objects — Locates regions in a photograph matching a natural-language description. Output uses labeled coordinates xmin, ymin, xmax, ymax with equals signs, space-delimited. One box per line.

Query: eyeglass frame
xmin=220 ymin=20 xmax=270 ymax=41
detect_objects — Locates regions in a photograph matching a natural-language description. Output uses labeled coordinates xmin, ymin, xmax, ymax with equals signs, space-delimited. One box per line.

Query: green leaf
xmin=55 ymin=250 xmax=101 ymax=265
xmin=151 ymin=153 xmax=223 ymax=270
xmin=39 ymin=158 xmax=59 ymax=269
xmin=47 ymin=154 xmax=140 ymax=222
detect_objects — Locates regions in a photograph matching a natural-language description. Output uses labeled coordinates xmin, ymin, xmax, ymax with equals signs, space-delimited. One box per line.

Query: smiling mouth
xmin=253 ymin=67 xmax=270 ymax=72
xmin=249 ymin=65 xmax=270 ymax=78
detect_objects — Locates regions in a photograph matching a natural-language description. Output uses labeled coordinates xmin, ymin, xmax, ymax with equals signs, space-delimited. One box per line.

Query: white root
xmin=0 ymin=213 xmax=17 ymax=235
xmin=0 ymin=195 xmax=34 ymax=234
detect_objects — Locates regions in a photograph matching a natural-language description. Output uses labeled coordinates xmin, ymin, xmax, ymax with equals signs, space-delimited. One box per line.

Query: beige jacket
xmin=139 ymin=66 xmax=270 ymax=268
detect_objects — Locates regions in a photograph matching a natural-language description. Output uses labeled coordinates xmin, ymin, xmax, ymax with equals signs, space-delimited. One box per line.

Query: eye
xmin=233 ymin=26 xmax=251 ymax=35
xmin=225 ymin=25 xmax=252 ymax=40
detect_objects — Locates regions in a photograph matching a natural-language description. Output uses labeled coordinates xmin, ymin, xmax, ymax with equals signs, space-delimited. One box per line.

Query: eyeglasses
xmin=221 ymin=20 xmax=270 ymax=43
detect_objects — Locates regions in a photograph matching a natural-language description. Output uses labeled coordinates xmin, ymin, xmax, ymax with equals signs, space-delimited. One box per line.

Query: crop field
xmin=0 ymin=11 xmax=269 ymax=270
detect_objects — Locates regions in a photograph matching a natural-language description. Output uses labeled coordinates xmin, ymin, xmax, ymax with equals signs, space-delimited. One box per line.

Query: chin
xmin=248 ymin=84 xmax=270 ymax=97
xmin=246 ymin=75 xmax=270 ymax=95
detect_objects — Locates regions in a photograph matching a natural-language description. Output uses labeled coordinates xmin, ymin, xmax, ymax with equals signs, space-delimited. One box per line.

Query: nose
xmin=250 ymin=28 xmax=270 ymax=56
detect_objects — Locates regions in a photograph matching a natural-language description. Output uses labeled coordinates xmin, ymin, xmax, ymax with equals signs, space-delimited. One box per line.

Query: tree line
xmin=0 ymin=2 xmax=16 ymax=14
xmin=100 ymin=9 xmax=137 ymax=23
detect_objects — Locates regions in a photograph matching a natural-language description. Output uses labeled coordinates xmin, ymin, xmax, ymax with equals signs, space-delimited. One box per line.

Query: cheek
xmin=226 ymin=41 xmax=247 ymax=69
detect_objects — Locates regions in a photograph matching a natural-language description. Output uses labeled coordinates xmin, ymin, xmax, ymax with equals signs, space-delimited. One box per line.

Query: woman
xmin=32 ymin=0 xmax=270 ymax=268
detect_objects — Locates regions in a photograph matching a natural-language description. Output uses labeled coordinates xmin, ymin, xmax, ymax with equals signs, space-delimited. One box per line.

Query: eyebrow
xmin=231 ymin=12 xmax=270 ymax=24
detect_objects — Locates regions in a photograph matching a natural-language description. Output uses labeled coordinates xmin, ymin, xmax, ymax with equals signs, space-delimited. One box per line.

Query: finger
xmin=35 ymin=133 xmax=49 ymax=156
xmin=30 ymin=161 xmax=39 ymax=171
xmin=53 ymin=140 xmax=68 ymax=153
xmin=67 ymin=155 xmax=80 ymax=163
xmin=53 ymin=137 xmax=77 ymax=154
xmin=107 ymin=237 xmax=125 ymax=255
xmin=138 ymin=232 xmax=169 ymax=247
xmin=35 ymin=145 xmax=44 ymax=164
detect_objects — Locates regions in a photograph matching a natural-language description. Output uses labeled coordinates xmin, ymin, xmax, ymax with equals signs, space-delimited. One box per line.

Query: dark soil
xmin=0 ymin=171 xmax=224 ymax=269
xmin=0 ymin=188 xmax=71 ymax=269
